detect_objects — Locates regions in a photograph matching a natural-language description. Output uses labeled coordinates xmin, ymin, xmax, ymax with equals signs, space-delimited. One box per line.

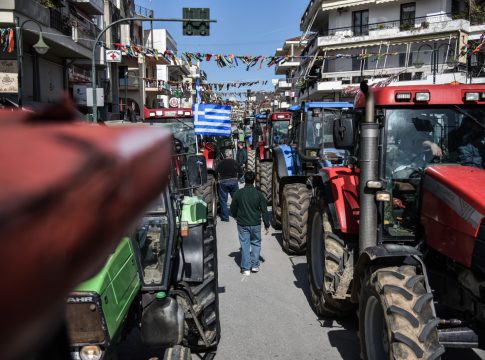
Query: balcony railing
xmin=135 ymin=4 xmax=153 ymax=18
xmin=322 ymin=13 xmax=464 ymax=37
xmin=50 ymin=9 xmax=72 ymax=36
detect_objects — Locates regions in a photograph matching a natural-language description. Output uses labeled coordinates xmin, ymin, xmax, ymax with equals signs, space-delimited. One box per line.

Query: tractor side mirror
xmin=333 ymin=115 xmax=354 ymax=149
xmin=187 ymin=155 xmax=208 ymax=187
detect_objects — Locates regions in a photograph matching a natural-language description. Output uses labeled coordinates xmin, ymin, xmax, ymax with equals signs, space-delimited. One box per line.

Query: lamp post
xmin=90 ymin=16 xmax=216 ymax=122
xmin=15 ymin=17 xmax=50 ymax=108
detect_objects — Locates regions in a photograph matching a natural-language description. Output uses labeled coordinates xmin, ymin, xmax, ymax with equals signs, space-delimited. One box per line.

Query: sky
xmin=136 ymin=0 xmax=307 ymax=97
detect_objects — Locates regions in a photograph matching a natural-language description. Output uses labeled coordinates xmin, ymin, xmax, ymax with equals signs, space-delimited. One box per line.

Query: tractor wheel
xmin=359 ymin=265 xmax=444 ymax=360
xmin=307 ymin=209 xmax=354 ymax=317
xmin=163 ymin=345 xmax=191 ymax=360
xmin=259 ymin=162 xmax=272 ymax=204
xmin=247 ymin=149 xmax=256 ymax=172
xmin=281 ymin=184 xmax=311 ymax=254
xmin=184 ymin=222 xmax=221 ymax=352
xmin=271 ymin=164 xmax=282 ymax=230
xmin=255 ymin=157 xmax=260 ymax=186
xmin=194 ymin=174 xmax=217 ymax=221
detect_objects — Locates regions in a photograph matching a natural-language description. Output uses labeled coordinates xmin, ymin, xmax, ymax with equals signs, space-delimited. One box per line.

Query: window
xmin=400 ymin=3 xmax=416 ymax=28
xmin=353 ymin=10 xmax=369 ymax=36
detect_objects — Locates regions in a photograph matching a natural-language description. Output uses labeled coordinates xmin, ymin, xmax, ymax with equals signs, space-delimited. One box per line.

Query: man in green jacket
xmin=230 ymin=171 xmax=270 ymax=276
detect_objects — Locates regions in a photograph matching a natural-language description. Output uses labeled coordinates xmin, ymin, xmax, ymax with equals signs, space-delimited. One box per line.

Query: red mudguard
xmin=422 ymin=166 xmax=485 ymax=267
xmin=323 ymin=167 xmax=360 ymax=234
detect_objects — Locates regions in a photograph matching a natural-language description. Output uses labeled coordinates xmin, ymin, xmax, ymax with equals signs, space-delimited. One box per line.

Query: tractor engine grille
xmin=66 ymin=294 xmax=106 ymax=346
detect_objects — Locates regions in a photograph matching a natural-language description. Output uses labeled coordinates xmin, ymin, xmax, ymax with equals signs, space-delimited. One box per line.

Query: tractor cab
xmin=344 ymin=86 xmax=485 ymax=242
xmin=268 ymin=112 xmax=291 ymax=147
xmin=287 ymin=102 xmax=353 ymax=175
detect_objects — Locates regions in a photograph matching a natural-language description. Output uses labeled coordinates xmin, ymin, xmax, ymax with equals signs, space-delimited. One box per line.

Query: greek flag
xmin=193 ymin=104 xmax=232 ymax=137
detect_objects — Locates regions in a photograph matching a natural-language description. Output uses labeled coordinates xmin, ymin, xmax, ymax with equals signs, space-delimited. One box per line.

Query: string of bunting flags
xmin=460 ymin=33 xmax=485 ymax=57
xmin=0 ymin=28 xmax=15 ymax=53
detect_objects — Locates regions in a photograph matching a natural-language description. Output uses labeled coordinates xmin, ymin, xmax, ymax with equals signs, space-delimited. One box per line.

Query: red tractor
xmin=254 ymin=111 xmax=291 ymax=203
xmin=306 ymin=83 xmax=485 ymax=358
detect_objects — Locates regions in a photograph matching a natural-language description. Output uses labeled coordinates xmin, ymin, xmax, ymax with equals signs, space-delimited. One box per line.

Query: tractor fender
xmin=350 ymin=244 xmax=423 ymax=302
xmin=274 ymin=144 xmax=300 ymax=177
xmin=309 ymin=169 xmax=360 ymax=235
xmin=177 ymin=224 xmax=205 ymax=283
xmin=273 ymin=146 xmax=289 ymax=180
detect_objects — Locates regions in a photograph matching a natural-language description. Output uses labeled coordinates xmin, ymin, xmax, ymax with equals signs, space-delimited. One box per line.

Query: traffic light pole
xmin=90 ymin=17 xmax=216 ymax=122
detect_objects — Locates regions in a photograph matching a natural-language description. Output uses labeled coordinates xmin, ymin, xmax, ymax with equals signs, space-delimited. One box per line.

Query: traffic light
xmin=183 ymin=8 xmax=210 ymax=36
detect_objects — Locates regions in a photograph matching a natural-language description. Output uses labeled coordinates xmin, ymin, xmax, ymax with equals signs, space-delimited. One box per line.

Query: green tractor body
xmin=67 ymin=117 xmax=220 ymax=360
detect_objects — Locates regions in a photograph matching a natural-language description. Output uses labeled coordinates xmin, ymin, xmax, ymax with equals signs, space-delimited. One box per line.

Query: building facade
xmin=277 ymin=0 xmax=485 ymax=102
xmin=0 ymin=0 xmax=103 ymax=108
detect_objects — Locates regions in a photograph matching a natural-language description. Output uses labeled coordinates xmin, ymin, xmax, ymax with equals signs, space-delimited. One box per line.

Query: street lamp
xmin=15 ymin=18 xmax=50 ymax=108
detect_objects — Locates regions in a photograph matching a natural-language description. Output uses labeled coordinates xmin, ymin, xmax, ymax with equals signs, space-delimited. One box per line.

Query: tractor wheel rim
xmin=364 ymin=295 xmax=389 ymax=360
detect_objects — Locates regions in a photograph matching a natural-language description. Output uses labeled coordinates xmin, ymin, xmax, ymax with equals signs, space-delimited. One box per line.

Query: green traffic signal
xmin=183 ymin=8 xmax=210 ymax=36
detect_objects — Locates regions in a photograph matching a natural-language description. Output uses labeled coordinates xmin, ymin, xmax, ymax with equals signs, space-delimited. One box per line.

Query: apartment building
xmin=274 ymin=36 xmax=307 ymax=109
xmin=289 ymin=0 xmax=485 ymax=102
xmin=0 ymin=0 xmax=103 ymax=107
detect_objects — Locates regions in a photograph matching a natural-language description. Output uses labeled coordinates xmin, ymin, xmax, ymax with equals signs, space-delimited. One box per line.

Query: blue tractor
xmin=271 ymin=102 xmax=353 ymax=254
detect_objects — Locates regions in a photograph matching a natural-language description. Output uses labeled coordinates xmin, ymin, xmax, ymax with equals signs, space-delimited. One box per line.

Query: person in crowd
xmin=230 ymin=171 xmax=270 ymax=276
xmin=236 ymin=141 xmax=247 ymax=182
xmin=452 ymin=117 xmax=485 ymax=168
xmin=215 ymin=149 xmax=243 ymax=222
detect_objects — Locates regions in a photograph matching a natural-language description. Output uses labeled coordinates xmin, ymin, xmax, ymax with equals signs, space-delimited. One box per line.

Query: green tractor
xmin=66 ymin=120 xmax=220 ymax=360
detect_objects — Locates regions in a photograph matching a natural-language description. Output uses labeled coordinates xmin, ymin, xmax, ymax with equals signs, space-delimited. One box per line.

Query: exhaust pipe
xmin=358 ymin=82 xmax=379 ymax=255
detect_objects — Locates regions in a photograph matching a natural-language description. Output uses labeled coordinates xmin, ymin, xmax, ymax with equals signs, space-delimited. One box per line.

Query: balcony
xmin=50 ymin=9 xmax=72 ymax=36
xmin=71 ymin=15 xmax=101 ymax=49
xmin=135 ymin=4 xmax=153 ymax=18
xmin=276 ymin=80 xmax=291 ymax=91
xmin=144 ymin=79 xmax=171 ymax=92
xmin=70 ymin=0 xmax=103 ymax=15
xmin=317 ymin=13 xmax=468 ymax=49
xmin=275 ymin=58 xmax=301 ymax=75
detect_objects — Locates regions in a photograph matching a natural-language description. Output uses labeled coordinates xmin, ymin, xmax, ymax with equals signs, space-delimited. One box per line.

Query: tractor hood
xmin=424 ymin=165 xmax=485 ymax=229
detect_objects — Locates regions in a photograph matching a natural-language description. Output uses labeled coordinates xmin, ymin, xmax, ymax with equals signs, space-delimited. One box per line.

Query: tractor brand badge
xmin=67 ymin=296 xmax=94 ymax=303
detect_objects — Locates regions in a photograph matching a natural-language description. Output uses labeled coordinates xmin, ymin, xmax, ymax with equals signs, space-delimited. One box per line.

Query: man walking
xmin=216 ymin=150 xmax=243 ymax=222
xmin=236 ymin=142 xmax=247 ymax=183
xmin=230 ymin=171 xmax=270 ymax=276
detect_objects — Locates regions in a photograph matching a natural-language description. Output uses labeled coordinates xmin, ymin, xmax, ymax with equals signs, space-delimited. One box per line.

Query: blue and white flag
xmin=193 ymin=104 xmax=232 ymax=137
xmin=195 ymin=78 xmax=201 ymax=104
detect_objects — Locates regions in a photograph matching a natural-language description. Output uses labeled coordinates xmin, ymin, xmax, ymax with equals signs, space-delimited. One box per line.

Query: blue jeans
xmin=218 ymin=179 xmax=239 ymax=220
xmin=237 ymin=224 xmax=261 ymax=271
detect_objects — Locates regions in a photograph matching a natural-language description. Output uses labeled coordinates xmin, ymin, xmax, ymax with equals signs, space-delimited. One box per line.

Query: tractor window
xmin=135 ymin=194 xmax=170 ymax=286
xmin=305 ymin=109 xmax=340 ymax=149
xmin=272 ymin=120 xmax=289 ymax=145
xmin=383 ymin=106 xmax=485 ymax=239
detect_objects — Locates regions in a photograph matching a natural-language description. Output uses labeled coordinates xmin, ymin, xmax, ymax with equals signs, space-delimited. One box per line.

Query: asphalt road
xmin=214 ymin=210 xmax=485 ymax=360
xmin=118 ymin=206 xmax=485 ymax=359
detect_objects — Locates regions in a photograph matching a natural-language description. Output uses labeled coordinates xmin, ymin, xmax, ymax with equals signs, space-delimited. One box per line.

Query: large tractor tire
xmin=258 ymin=162 xmax=272 ymax=204
xmin=281 ymin=183 xmax=311 ymax=254
xmin=247 ymin=149 xmax=256 ymax=172
xmin=194 ymin=174 xmax=217 ymax=221
xmin=163 ymin=345 xmax=192 ymax=360
xmin=359 ymin=265 xmax=444 ymax=360
xmin=184 ymin=221 xmax=221 ymax=352
xmin=271 ymin=165 xmax=282 ymax=230
xmin=307 ymin=209 xmax=354 ymax=317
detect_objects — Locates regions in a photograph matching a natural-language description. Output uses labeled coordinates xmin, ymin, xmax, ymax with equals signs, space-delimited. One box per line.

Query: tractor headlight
xmin=79 ymin=345 xmax=102 ymax=360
